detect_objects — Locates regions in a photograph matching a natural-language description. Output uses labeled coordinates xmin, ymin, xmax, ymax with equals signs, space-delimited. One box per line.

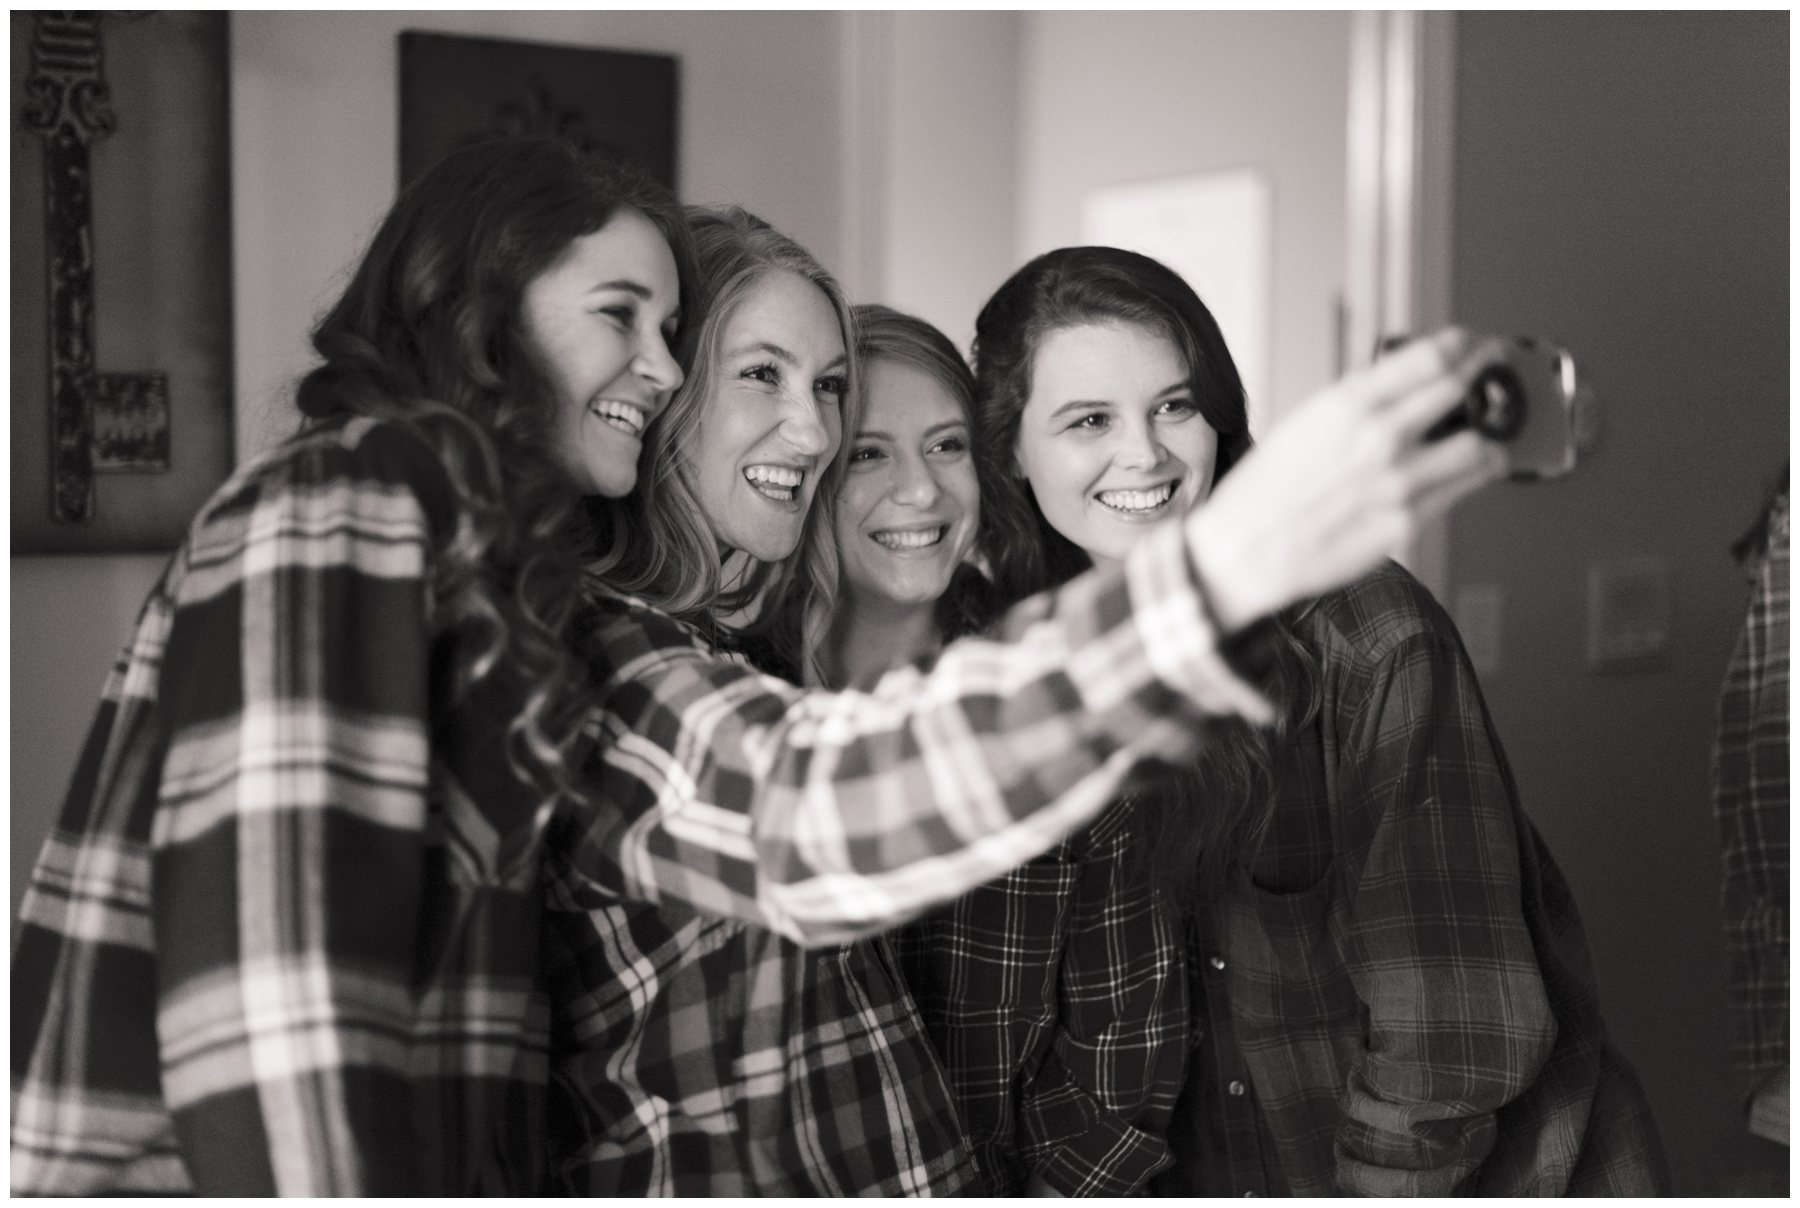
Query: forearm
xmin=578 ymin=523 xmax=1263 ymax=944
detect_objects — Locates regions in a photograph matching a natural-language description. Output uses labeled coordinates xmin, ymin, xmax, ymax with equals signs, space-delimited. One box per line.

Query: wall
xmin=1446 ymin=11 xmax=1788 ymax=1193
xmin=878 ymin=12 xmax=1021 ymax=352
xmin=231 ymin=10 xmax=849 ymax=463
xmin=1016 ymin=11 xmax=1351 ymax=430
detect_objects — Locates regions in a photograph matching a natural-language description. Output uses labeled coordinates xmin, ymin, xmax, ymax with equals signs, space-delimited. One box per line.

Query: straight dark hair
xmin=970 ymin=245 xmax=1320 ymax=902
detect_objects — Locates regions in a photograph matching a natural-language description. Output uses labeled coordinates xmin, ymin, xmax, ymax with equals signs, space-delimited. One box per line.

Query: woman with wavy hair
xmin=956 ymin=245 xmax=1667 ymax=1196
xmin=543 ymin=211 xmax=993 ymax=1195
xmin=11 ymin=135 xmax=693 ymax=1196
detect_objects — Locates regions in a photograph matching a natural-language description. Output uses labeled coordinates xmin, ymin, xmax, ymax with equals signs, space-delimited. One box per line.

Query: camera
xmin=1380 ymin=335 xmax=1584 ymax=481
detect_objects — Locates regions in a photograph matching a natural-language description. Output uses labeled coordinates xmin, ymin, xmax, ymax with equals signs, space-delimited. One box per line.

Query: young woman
xmin=814 ymin=305 xmax=1179 ymax=1196
xmin=11 ymin=137 xmax=695 ymax=1196
xmin=965 ymin=245 xmax=1669 ymax=1196
xmin=541 ymin=209 xmax=989 ymax=1195
xmin=820 ymin=304 xmax=991 ymax=687
xmin=9 ymin=143 xmax=1505 ymax=1192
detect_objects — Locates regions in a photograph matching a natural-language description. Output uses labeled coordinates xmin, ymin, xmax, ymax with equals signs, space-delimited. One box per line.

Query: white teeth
xmin=744 ymin=465 xmax=803 ymax=487
xmin=744 ymin=464 xmax=803 ymax=501
xmin=591 ymin=399 xmax=646 ymax=437
xmin=872 ymin=526 xmax=946 ymax=550
xmin=1097 ymin=482 xmax=1177 ymax=513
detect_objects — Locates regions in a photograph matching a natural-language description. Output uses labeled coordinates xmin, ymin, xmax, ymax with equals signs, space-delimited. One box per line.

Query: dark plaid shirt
xmin=890 ymin=797 xmax=1186 ymax=1196
xmin=1153 ymin=563 xmax=1670 ymax=1196
xmin=534 ymin=523 xmax=1264 ymax=1194
xmin=12 ymin=418 xmax=1257 ymax=1196
xmin=1715 ymin=490 xmax=1789 ymax=1108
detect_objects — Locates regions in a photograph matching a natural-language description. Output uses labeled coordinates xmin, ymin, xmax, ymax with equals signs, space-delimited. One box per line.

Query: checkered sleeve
xmin=1716 ymin=495 xmax=1790 ymax=1105
xmin=147 ymin=425 xmax=442 ymax=1194
xmin=566 ymin=521 xmax=1265 ymax=946
xmin=1019 ymin=800 xmax=1187 ymax=1196
xmin=1331 ymin=631 xmax=1558 ymax=1197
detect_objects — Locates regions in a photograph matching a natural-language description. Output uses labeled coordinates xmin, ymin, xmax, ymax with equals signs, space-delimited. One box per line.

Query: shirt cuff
xmin=1032 ymin=1114 xmax=1172 ymax=1197
xmin=1125 ymin=521 xmax=1274 ymax=725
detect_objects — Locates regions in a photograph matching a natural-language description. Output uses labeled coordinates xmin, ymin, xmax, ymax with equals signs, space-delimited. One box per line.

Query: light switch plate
xmin=1586 ymin=558 xmax=1670 ymax=672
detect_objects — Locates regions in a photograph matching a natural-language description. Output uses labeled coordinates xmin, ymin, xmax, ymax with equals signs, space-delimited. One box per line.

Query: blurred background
xmin=10 ymin=10 xmax=1788 ymax=1195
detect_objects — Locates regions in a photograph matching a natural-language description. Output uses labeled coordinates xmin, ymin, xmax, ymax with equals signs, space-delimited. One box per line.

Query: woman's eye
xmin=599 ymin=305 xmax=636 ymax=328
xmin=929 ymin=436 xmax=968 ymax=456
xmin=742 ymin=363 xmax=779 ymax=385
xmin=1159 ymin=397 xmax=1200 ymax=417
xmin=1068 ymin=413 xmax=1110 ymax=432
xmin=848 ymin=445 xmax=882 ymax=464
xmin=816 ymin=374 xmax=848 ymax=401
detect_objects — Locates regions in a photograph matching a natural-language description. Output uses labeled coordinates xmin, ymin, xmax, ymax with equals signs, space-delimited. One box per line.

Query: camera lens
xmin=1467 ymin=365 xmax=1526 ymax=440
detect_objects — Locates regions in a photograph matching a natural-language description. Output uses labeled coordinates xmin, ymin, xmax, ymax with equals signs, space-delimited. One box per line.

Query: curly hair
xmin=295 ymin=135 xmax=697 ymax=812
xmin=591 ymin=206 xmax=858 ymax=683
xmin=970 ymin=245 xmax=1320 ymax=902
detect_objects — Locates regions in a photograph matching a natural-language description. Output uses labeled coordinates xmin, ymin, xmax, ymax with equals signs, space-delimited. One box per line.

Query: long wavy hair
xmin=840 ymin=304 xmax=997 ymax=649
xmin=970 ymin=245 xmax=1320 ymax=902
xmin=295 ymin=135 xmax=697 ymax=811
xmin=591 ymin=206 xmax=857 ymax=682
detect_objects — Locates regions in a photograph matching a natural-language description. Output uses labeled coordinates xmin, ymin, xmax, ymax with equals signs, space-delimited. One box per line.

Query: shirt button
xmin=1209 ymin=955 xmax=1227 ymax=970
xmin=1228 ymin=1079 xmax=1247 ymax=1096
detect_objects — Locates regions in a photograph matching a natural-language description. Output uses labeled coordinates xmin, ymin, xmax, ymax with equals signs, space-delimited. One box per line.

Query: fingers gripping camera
xmin=1383 ymin=335 xmax=1585 ymax=480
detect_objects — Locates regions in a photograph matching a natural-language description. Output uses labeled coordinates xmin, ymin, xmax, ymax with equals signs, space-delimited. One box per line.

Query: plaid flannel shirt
xmin=13 ymin=411 xmax=1258 ymax=1195
xmin=12 ymin=419 xmax=558 ymax=1195
xmin=539 ymin=538 xmax=1258 ymax=1195
xmin=1715 ymin=490 xmax=1789 ymax=1111
xmin=888 ymin=796 xmax=1185 ymax=1196
xmin=1152 ymin=562 xmax=1669 ymax=1197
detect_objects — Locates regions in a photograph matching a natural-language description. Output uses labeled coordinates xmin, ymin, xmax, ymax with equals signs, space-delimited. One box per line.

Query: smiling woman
xmin=823 ymin=303 xmax=986 ymax=690
xmin=687 ymin=269 xmax=847 ymax=559
xmin=523 ymin=208 xmax=684 ymax=498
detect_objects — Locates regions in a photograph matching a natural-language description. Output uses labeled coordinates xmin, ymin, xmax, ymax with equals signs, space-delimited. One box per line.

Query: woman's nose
xmin=891 ymin=455 xmax=942 ymax=508
xmin=781 ymin=396 xmax=833 ymax=458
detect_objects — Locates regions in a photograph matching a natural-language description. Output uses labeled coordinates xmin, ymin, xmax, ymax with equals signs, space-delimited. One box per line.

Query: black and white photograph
xmin=9 ymin=8 xmax=1789 ymax=1198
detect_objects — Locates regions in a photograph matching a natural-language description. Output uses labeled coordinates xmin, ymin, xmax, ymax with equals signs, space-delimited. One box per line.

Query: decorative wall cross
xmin=21 ymin=11 xmax=170 ymax=525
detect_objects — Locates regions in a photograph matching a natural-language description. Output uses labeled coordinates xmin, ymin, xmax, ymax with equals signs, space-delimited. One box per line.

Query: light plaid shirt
xmin=13 ymin=413 xmax=1258 ymax=1195
xmin=1715 ymin=489 xmax=1789 ymax=1115
xmin=540 ymin=549 xmax=1256 ymax=1194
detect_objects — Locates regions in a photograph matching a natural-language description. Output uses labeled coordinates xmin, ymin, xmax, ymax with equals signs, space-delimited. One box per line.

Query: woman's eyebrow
xmin=727 ymin=340 xmax=798 ymax=366
xmin=1048 ymin=397 xmax=1114 ymax=420
xmin=584 ymin=278 xmax=654 ymax=299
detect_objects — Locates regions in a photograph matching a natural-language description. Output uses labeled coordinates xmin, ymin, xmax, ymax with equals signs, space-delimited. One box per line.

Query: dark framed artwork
xmin=10 ymin=11 xmax=235 ymax=554
xmin=398 ymin=31 xmax=679 ymax=192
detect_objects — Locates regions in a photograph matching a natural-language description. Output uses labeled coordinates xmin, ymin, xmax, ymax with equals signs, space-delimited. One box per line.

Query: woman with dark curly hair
xmin=10 ymin=135 xmax=694 ymax=1197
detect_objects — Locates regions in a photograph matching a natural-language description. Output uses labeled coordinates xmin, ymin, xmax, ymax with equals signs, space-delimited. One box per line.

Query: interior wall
xmin=231 ymin=9 xmax=848 ymax=463
xmin=1015 ymin=10 xmax=1351 ymax=429
xmin=876 ymin=12 xmax=1020 ymax=352
xmin=1445 ymin=11 xmax=1788 ymax=1193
